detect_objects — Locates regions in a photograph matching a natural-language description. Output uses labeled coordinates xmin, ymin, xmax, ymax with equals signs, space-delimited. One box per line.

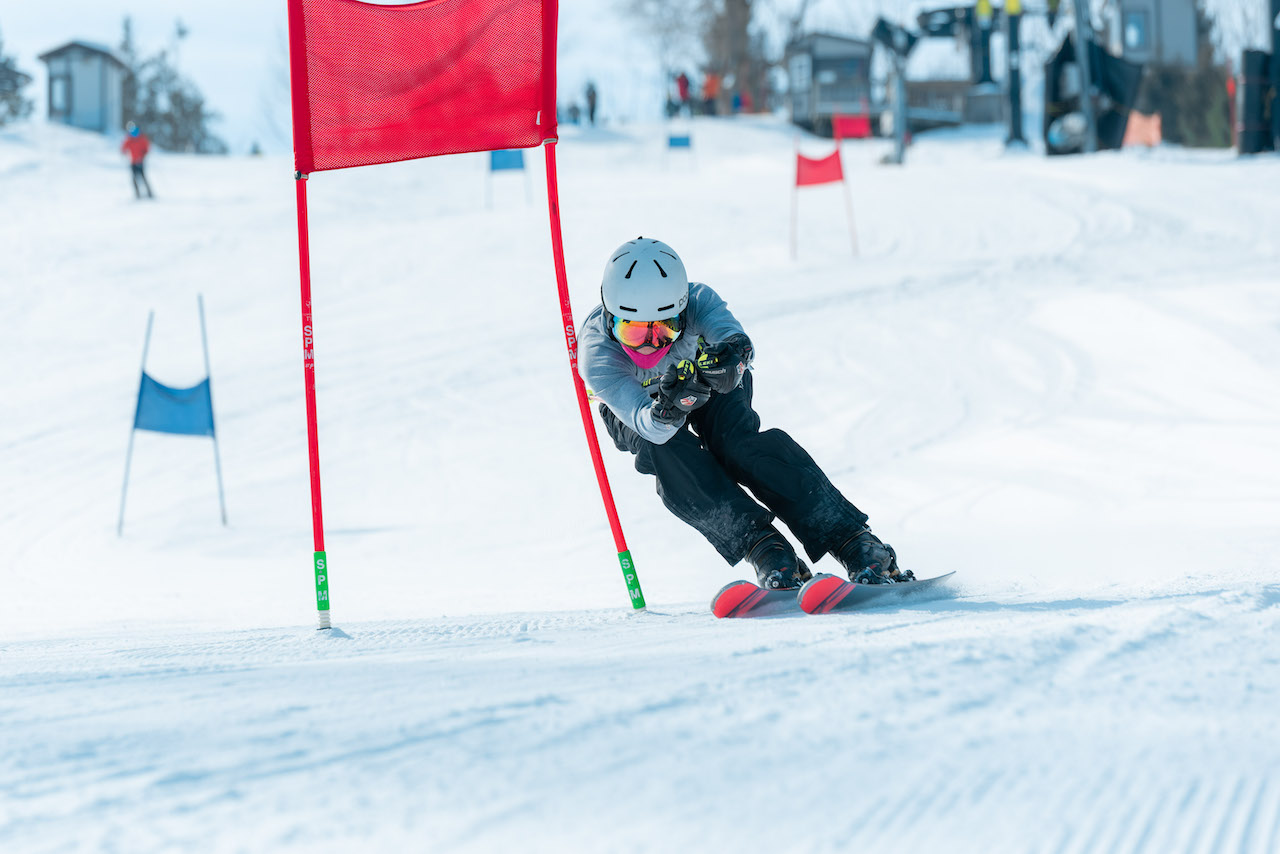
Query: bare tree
xmin=1205 ymin=0 xmax=1270 ymax=59
xmin=781 ymin=0 xmax=816 ymax=46
xmin=119 ymin=17 xmax=227 ymax=153
xmin=618 ymin=0 xmax=704 ymax=79
xmin=699 ymin=0 xmax=775 ymax=110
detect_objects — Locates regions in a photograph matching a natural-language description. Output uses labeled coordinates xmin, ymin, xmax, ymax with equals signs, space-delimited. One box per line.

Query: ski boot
xmin=747 ymin=530 xmax=812 ymax=590
xmin=833 ymin=528 xmax=914 ymax=584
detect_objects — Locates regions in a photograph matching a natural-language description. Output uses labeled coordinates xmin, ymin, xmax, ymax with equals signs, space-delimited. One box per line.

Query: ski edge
xmin=798 ymin=571 xmax=957 ymax=615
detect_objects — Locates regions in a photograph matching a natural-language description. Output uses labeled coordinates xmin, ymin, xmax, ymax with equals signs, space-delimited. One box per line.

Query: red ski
xmin=710 ymin=580 xmax=802 ymax=618
xmin=798 ymin=572 xmax=956 ymax=614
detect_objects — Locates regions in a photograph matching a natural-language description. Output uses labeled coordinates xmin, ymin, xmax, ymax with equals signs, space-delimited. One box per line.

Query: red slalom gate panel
xmin=833 ymin=114 xmax=872 ymax=141
xmin=796 ymin=150 xmax=844 ymax=187
xmin=288 ymin=0 xmax=558 ymax=174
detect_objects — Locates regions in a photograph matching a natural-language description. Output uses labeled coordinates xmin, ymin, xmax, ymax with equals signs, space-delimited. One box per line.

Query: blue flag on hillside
xmin=133 ymin=373 xmax=216 ymax=437
xmin=118 ymin=298 xmax=227 ymax=536
xmin=489 ymin=149 xmax=525 ymax=171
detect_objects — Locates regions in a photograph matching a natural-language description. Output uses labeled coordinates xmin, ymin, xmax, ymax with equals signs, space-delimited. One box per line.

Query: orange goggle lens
xmin=612 ymin=316 xmax=682 ymax=349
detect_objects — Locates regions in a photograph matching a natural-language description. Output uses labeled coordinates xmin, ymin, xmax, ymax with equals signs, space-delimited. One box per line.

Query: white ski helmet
xmin=601 ymin=237 xmax=689 ymax=323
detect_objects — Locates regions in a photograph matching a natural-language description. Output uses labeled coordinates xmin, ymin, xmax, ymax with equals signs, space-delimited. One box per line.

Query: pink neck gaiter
xmin=624 ymin=344 xmax=673 ymax=370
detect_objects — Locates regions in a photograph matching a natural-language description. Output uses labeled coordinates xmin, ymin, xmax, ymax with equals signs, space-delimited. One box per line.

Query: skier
xmin=120 ymin=122 xmax=154 ymax=200
xmin=585 ymin=81 xmax=598 ymax=126
xmin=675 ymin=71 xmax=691 ymax=115
xmin=579 ymin=237 xmax=911 ymax=590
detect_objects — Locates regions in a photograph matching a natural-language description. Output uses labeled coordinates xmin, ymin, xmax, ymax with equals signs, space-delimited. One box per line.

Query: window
xmin=51 ymin=77 xmax=69 ymax=113
xmin=1124 ymin=11 xmax=1150 ymax=51
xmin=789 ymin=54 xmax=812 ymax=92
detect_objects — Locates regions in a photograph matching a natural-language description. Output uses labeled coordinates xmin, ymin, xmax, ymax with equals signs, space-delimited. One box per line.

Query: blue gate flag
xmin=134 ymin=373 xmax=215 ymax=436
xmin=489 ymin=149 xmax=525 ymax=171
xmin=668 ymin=134 xmax=692 ymax=148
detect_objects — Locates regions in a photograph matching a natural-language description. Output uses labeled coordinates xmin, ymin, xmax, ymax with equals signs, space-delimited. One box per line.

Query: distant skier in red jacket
xmin=121 ymin=122 xmax=154 ymax=200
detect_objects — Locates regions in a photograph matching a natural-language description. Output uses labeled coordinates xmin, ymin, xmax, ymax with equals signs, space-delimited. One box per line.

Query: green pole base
xmin=314 ymin=550 xmax=331 ymax=629
xmin=618 ymin=550 xmax=646 ymax=610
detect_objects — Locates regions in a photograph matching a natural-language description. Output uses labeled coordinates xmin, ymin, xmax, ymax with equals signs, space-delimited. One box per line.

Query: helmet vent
xmin=652 ymin=260 xmax=668 ymax=278
xmin=611 ymin=251 xmax=630 ymax=263
xmin=623 ymin=260 xmax=638 ymax=279
xmin=618 ymin=305 xmax=638 ymax=313
xmin=659 ymin=251 xmax=678 ymax=260
xmin=657 ymin=303 xmax=675 ymax=312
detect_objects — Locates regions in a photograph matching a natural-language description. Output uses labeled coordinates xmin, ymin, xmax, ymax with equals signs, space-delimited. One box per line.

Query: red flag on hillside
xmin=288 ymin=0 xmax=558 ymax=174
xmin=795 ymin=150 xmax=844 ymax=187
xmin=832 ymin=114 xmax=872 ymax=141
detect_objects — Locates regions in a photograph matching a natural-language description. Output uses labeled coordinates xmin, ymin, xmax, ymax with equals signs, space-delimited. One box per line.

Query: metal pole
xmin=790 ymin=138 xmax=799 ymax=259
xmin=976 ymin=0 xmax=994 ymax=85
xmin=1072 ymin=0 xmax=1099 ymax=153
xmin=294 ymin=173 xmax=332 ymax=630
xmin=790 ymin=186 xmax=799 ymax=260
xmin=1006 ymin=0 xmax=1026 ymax=145
xmin=1272 ymin=0 xmax=1280 ymax=150
xmin=118 ymin=311 xmax=154 ymax=536
xmin=197 ymin=294 xmax=228 ymax=526
xmin=542 ymin=140 xmax=646 ymax=610
xmin=840 ymin=170 xmax=860 ymax=258
xmin=893 ymin=54 xmax=908 ymax=164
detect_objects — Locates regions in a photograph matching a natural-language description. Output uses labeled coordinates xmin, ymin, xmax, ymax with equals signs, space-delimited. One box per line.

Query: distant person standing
xmin=702 ymin=73 xmax=721 ymax=116
xmin=676 ymin=72 xmax=691 ymax=115
xmin=121 ymin=122 xmax=154 ymax=200
xmin=585 ymin=81 xmax=598 ymax=126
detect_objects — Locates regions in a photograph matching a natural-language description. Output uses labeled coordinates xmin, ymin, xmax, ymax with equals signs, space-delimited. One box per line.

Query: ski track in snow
xmin=4 ymin=586 xmax=1280 ymax=852
xmin=2 ymin=120 xmax=1279 ymax=851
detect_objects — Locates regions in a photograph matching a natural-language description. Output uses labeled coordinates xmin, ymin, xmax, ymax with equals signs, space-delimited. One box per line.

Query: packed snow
xmin=1 ymin=117 xmax=1279 ymax=853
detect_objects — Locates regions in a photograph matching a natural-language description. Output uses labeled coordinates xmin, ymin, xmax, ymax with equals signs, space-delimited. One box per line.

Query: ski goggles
xmin=611 ymin=316 xmax=683 ymax=349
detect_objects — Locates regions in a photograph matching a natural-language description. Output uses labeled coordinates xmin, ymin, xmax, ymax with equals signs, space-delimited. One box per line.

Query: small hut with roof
xmin=38 ymin=41 xmax=128 ymax=134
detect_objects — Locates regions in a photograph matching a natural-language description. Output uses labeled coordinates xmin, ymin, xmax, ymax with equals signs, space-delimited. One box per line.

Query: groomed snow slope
xmin=1 ymin=119 xmax=1279 ymax=853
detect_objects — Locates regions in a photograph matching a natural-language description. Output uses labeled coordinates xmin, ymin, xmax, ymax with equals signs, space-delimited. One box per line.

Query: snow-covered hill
xmin=2 ymin=119 xmax=1278 ymax=852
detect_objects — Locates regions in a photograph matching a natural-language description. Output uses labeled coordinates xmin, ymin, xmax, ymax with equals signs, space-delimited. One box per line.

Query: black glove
xmin=694 ymin=333 xmax=753 ymax=394
xmin=652 ymin=359 xmax=711 ymax=425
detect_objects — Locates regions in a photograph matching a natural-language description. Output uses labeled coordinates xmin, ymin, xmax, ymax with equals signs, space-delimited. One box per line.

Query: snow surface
xmin=2 ymin=119 xmax=1279 ymax=852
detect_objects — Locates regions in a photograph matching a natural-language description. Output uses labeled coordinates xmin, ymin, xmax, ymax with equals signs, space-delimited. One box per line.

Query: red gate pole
xmin=542 ymin=141 xmax=646 ymax=610
xmin=294 ymin=173 xmax=332 ymax=629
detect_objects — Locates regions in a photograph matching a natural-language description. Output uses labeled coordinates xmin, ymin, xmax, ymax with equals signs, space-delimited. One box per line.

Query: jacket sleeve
xmin=687 ymin=282 xmax=749 ymax=350
xmin=578 ymin=315 xmax=682 ymax=445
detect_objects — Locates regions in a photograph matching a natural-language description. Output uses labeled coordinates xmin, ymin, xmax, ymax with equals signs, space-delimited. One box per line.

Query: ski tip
xmin=711 ymin=580 xmax=765 ymax=618
xmin=797 ymin=573 xmax=849 ymax=614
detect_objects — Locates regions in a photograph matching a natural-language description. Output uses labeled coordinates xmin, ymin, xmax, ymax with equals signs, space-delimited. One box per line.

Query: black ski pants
xmin=600 ymin=371 xmax=869 ymax=565
xmin=131 ymin=163 xmax=154 ymax=199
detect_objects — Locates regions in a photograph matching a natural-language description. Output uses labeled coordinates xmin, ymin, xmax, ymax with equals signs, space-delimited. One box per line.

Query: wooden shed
xmin=38 ymin=41 xmax=128 ymax=134
xmin=786 ymin=33 xmax=874 ymax=135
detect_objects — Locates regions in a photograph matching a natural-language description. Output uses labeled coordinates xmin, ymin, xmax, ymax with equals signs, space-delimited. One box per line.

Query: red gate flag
xmin=288 ymin=0 xmax=558 ymax=174
xmin=832 ymin=114 xmax=872 ymax=141
xmin=796 ymin=150 xmax=844 ymax=187
xmin=285 ymin=0 xmax=649 ymax=624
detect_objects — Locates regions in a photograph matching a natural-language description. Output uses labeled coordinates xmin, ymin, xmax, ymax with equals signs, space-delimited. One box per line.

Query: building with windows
xmin=38 ymin=41 xmax=128 ymax=134
xmin=786 ymin=33 xmax=874 ymax=135
xmin=1107 ymin=0 xmax=1197 ymax=66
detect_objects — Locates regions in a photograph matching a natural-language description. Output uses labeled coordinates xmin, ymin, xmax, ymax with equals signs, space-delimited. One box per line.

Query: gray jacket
xmin=579 ymin=282 xmax=747 ymax=444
